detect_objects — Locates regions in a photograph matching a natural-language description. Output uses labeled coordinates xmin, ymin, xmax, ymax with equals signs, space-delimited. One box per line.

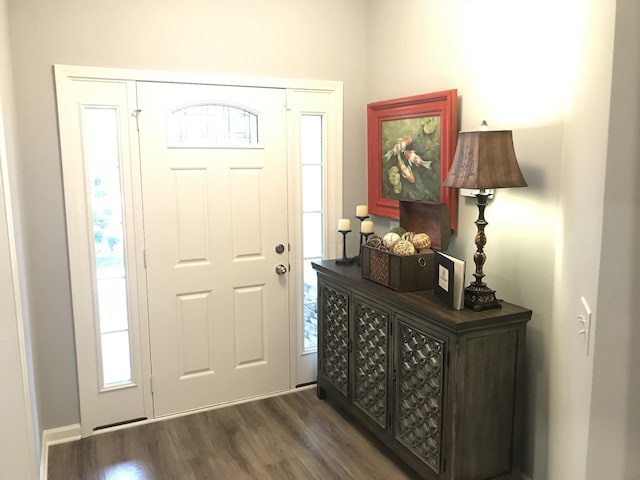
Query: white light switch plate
xmin=577 ymin=296 xmax=592 ymax=355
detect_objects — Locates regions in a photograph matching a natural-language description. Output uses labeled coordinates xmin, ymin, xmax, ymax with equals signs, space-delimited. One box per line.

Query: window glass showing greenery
xmin=85 ymin=107 xmax=132 ymax=388
xmin=301 ymin=114 xmax=323 ymax=352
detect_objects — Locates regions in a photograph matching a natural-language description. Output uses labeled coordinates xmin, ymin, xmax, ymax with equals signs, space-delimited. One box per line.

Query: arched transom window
xmin=169 ymin=103 xmax=259 ymax=147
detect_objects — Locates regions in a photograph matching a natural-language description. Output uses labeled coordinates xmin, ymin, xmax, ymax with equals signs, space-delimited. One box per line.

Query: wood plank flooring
xmin=48 ymin=387 xmax=419 ymax=479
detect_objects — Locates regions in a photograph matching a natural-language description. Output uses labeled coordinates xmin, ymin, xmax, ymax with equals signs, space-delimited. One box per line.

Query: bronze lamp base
xmin=464 ymin=283 xmax=501 ymax=311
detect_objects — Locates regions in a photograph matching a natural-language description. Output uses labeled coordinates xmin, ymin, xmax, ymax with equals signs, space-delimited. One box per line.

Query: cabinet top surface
xmin=312 ymin=260 xmax=532 ymax=332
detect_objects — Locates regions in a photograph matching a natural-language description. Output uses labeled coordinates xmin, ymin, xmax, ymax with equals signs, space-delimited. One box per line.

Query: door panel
xmin=137 ymin=82 xmax=290 ymax=416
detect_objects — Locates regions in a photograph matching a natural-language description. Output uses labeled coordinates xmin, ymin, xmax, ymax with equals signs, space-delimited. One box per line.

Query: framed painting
xmin=367 ymin=90 xmax=458 ymax=230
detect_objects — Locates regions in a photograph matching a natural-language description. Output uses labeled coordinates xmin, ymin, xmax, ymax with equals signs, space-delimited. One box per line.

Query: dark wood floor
xmin=48 ymin=387 xmax=419 ymax=480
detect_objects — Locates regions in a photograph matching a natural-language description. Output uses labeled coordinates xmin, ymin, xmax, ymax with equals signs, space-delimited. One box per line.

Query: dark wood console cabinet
xmin=312 ymin=260 xmax=531 ymax=480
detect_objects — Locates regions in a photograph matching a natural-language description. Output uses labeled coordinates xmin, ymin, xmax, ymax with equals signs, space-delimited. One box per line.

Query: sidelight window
xmin=85 ymin=107 xmax=133 ymax=388
xmin=301 ymin=114 xmax=323 ymax=352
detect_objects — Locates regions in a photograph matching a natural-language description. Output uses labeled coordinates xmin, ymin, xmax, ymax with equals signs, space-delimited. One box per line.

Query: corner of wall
xmin=40 ymin=424 xmax=82 ymax=480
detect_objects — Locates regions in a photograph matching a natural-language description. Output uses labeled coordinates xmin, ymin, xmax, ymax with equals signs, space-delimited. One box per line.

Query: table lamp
xmin=442 ymin=127 xmax=527 ymax=311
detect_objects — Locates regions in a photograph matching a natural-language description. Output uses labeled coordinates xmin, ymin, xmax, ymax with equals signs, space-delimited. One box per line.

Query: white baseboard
xmin=40 ymin=424 xmax=81 ymax=480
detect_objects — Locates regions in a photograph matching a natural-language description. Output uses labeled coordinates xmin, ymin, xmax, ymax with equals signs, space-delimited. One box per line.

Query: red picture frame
xmin=367 ymin=90 xmax=458 ymax=230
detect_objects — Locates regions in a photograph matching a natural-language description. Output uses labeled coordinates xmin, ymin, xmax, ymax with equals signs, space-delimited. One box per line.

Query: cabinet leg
xmin=317 ymin=384 xmax=327 ymax=400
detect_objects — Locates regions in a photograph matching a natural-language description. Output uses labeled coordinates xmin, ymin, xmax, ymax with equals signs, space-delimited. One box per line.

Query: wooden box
xmin=361 ymin=245 xmax=434 ymax=291
xmin=399 ymin=201 xmax=451 ymax=250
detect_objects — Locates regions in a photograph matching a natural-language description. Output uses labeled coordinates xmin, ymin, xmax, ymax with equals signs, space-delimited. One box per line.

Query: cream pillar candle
xmin=360 ymin=220 xmax=374 ymax=234
xmin=338 ymin=218 xmax=351 ymax=231
xmin=356 ymin=205 xmax=368 ymax=217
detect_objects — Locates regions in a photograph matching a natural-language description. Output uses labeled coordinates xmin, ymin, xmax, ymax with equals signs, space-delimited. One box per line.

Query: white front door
xmin=137 ymin=82 xmax=291 ymax=416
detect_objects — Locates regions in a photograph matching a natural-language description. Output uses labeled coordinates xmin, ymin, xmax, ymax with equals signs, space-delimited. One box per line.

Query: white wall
xmin=367 ymin=0 xmax=619 ymax=479
xmin=6 ymin=0 xmax=370 ymax=428
xmin=0 ymin=0 xmax=39 ymax=476
xmin=0 ymin=156 xmax=37 ymax=478
xmin=587 ymin=0 xmax=640 ymax=477
xmin=548 ymin=0 xmax=617 ymax=477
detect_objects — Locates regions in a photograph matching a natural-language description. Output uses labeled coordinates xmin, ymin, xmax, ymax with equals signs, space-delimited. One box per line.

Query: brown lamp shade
xmin=442 ymin=130 xmax=527 ymax=189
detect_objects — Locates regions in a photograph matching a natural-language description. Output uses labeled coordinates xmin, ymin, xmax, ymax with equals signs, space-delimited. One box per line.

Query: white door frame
xmin=55 ymin=64 xmax=343 ymax=433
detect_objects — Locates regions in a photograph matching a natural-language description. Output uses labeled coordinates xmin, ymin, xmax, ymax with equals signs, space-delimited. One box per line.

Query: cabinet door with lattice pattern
xmin=352 ymin=296 xmax=390 ymax=429
xmin=318 ymin=281 xmax=350 ymax=397
xmin=394 ymin=314 xmax=447 ymax=476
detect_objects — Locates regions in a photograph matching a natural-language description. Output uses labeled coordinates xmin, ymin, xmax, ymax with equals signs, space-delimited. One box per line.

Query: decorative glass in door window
xmin=168 ymin=104 xmax=259 ymax=147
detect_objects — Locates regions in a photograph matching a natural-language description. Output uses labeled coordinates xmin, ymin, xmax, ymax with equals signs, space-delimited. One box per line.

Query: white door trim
xmin=54 ymin=65 xmax=343 ymax=434
xmin=55 ymin=64 xmax=343 ymax=94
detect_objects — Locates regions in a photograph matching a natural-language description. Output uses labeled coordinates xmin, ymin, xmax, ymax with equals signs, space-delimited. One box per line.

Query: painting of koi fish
xmin=397 ymin=153 xmax=415 ymax=183
xmin=379 ymin=115 xmax=441 ymax=203
xmin=404 ymin=149 xmax=432 ymax=170
xmin=383 ymin=137 xmax=413 ymax=161
xmin=366 ymin=89 xmax=458 ymax=225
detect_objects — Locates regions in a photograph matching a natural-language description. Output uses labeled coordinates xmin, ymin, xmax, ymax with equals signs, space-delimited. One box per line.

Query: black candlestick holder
xmin=335 ymin=230 xmax=354 ymax=265
xmin=354 ymin=215 xmax=370 ymax=265
xmin=356 ymin=215 xmax=370 ymax=228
